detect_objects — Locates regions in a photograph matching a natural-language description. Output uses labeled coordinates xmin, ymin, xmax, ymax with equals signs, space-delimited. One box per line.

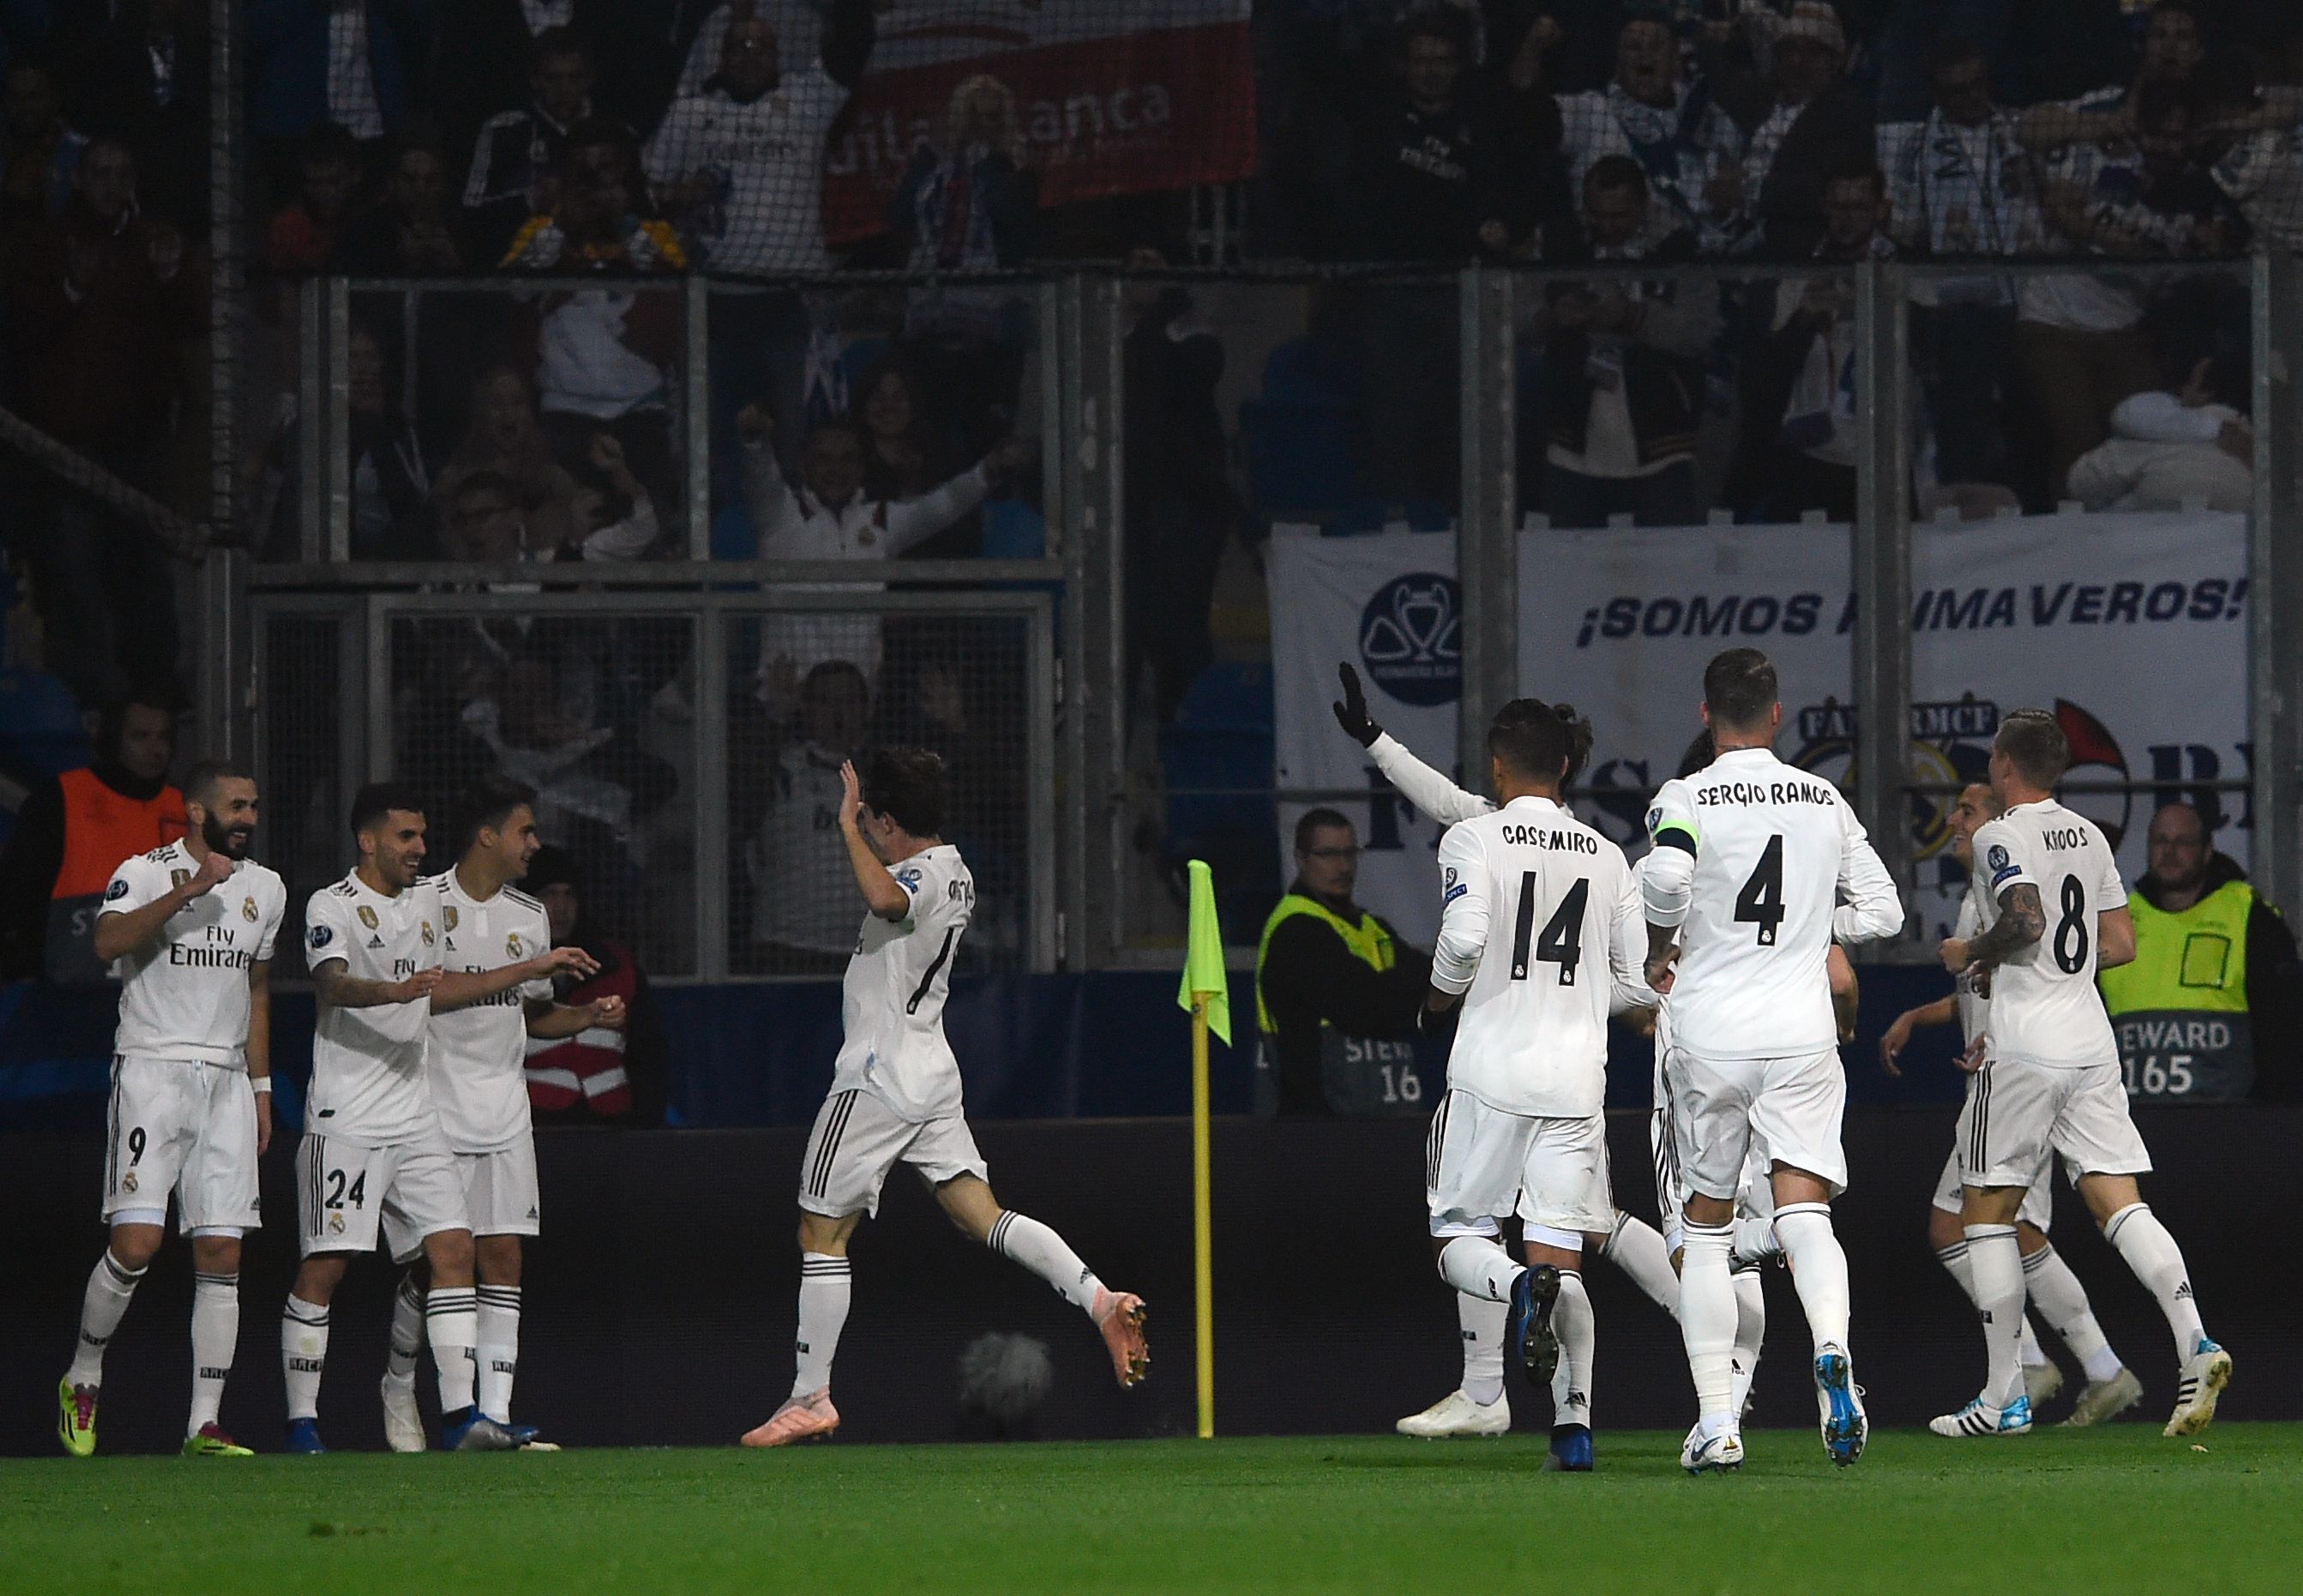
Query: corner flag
xmin=1176 ymin=858 xmax=1225 ymax=1437
xmin=1176 ymin=859 xmax=1231 ymax=1043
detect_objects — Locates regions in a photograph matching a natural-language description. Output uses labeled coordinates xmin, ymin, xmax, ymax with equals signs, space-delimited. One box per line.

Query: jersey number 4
xmin=1735 ymin=835 xmax=1786 ymax=946
xmin=1511 ymin=876 xmax=1588 ymax=986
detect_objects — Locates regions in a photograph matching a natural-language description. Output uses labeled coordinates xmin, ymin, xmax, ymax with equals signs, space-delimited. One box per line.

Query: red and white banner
xmin=821 ymin=0 xmax=1257 ymax=243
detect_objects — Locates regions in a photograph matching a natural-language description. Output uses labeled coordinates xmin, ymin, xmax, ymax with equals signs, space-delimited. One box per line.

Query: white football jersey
xmin=425 ymin=869 xmax=553 ymax=1153
xmin=1642 ymin=747 xmax=1904 ymax=1059
xmin=1970 ymin=800 xmax=2126 ymax=1068
xmin=832 ymin=844 xmax=975 ymax=1122
xmin=103 ymin=842 xmax=286 ymax=1069
xmin=751 ymin=742 xmax=859 ymax=955
xmin=304 ymin=871 xmax=445 ymax=1146
xmin=1432 ymin=795 xmax=1648 ymax=1118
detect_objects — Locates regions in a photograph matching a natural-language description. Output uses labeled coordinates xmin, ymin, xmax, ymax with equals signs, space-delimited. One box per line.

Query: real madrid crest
xmin=421 ymin=920 xmax=436 ymax=945
xmin=242 ymin=896 xmax=258 ymax=922
xmin=506 ymin=933 xmax=525 ymax=958
xmin=357 ymin=905 xmax=379 ymax=930
xmin=121 ymin=1171 xmax=138 ymax=1194
xmin=328 ymin=1213 xmax=346 ymax=1235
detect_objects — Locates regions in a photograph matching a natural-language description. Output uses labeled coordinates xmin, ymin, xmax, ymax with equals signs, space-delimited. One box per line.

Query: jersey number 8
xmin=2053 ymin=874 xmax=2090 ymax=974
xmin=1510 ymin=875 xmax=1588 ymax=986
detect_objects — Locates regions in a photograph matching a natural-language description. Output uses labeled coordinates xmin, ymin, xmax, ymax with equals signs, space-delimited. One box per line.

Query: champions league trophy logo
xmin=1357 ymin=575 xmax=1461 ymax=708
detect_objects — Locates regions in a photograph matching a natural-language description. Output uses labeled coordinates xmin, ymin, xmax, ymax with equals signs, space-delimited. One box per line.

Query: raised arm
xmin=1332 ymin=665 xmax=1492 ymax=824
xmin=837 ymin=760 xmax=911 ymax=921
xmin=736 ymin=407 xmax=804 ymax=552
xmin=93 ymin=850 xmax=236 ymax=964
xmin=878 ymin=459 xmax=996 ymax=555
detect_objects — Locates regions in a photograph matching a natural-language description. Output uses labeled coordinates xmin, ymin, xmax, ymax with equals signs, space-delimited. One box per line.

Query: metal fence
xmin=250 ymin=588 xmax=1055 ymax=980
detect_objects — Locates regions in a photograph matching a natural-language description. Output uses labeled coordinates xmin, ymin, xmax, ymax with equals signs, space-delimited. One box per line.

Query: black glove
xmin=1332 ymin=662 xmax=1382 ymax=747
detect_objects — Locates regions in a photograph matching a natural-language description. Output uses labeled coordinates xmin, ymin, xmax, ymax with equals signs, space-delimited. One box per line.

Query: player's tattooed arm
xmin=309 ymin=958 xmax=443 ymax=1010
xmin=433 ymin=946 xmax=599 ymax=1011
xmin=1956 ymin=882 xmax=2045 ymax=975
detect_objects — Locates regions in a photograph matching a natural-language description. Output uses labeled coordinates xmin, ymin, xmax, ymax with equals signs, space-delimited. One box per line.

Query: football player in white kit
xmin=1328 ymin=667 xmax=1693 ymax=1442
xmin=1420 ymin=699 xmax=1657 ymax=1472
xmin=280 ymin=783 xmax=515 ymax=1454
xmin=1639 ymin=648 xmax=1904 ymax=1473
xmin=1880 ymin=782 xmax=2141 ymax=1428
xmin=378 ymin=776 xmax=622 ymax=1452
xmin=1931 ymin=711 xmax=2230 ymax=1438
xmin=58 ymin=762 xmax=286 ymax=1457
xmin=741 ymin=749 xmax=1150 ymax=1446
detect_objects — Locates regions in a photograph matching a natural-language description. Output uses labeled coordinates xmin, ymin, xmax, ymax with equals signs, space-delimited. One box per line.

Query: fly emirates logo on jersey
xmin=168 ymin=923 xmax=257 ymax=972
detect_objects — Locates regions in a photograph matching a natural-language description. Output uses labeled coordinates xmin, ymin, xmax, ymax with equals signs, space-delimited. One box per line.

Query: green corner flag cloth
xmin=1176 ymin=858 xmax=1232 ymax=1045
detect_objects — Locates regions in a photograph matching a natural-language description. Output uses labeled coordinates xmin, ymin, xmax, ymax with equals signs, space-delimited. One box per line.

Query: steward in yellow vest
xmin=2098 ymin=804 xmax=2300 ymax=1102
xmin=1254 ymin=810 xmax=1431 ymax=1115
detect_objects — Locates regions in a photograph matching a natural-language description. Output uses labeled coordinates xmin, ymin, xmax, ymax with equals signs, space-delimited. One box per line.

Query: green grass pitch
xmin=6 ymin=1425 xmax=2295 ymax=1593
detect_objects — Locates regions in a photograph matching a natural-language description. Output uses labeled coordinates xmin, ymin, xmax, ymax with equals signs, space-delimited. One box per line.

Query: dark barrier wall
xmin=5 ymin=1107 xmax=2290 ymax=1456
xmin=0 ymin=966 xmax=1982 ymax=1131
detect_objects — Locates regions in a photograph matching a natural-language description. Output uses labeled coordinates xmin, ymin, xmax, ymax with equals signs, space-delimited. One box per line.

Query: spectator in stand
xmin=0 ymin=692 xmax=184 ymax=983
xmin=736 ymin=402 xmax=1027 ymax=685
xmin=2066 ymin=351 xmax=2254 ymax=514
xmin=433 ymin=0 xmax=666 ymax=171
xmin=329 ymin=135 xmax=466 ymax=273
xmin=1342 ymin=9 xmax=1519 ymax=262
xmin=2 ymin=55 xmax=86 ymax=229
xmin=1535 ymin=5 xmax=1748 ymax=255
xmin=1537 ymin=156 xmax=1717 ymax=530
xmin=2017 ymin=1 xmax=2206 ymax=162
xmin=5 ymin=135 xmax=196 ymax=709
xmin=463 ymin=29 xmax=636 ymax=265
xmin=2202 ymin=63 xmax=2303 ymax=252
xmin=559 ymin=430 xmax=664 ymax=561
xmin=748 ymin=658 xmax=870 ymax=975
xmin=642 ymin=0 xmax=878 ymax=276
xmin=248 ymin=0 xmax=430 ymax=159
xmin=888 ymin=74 xmax=1039 ymax=457
xmin=1122 ymin=259 xmax=1236 ymax=726
xmin=436 ymin=366 xmax=584 ymax=556
xmin=264 ymin=120 xmax=361 ymax=273
xmin=256 ymin=315 xmax=440 ymax=559
xmin=852 ymin=356 xmax=959 ymax=502
xmin=2019 ymin=79 xmax=2211 ymax=496
xmin=521 ymin=844 xmax=668 ymax=1125
xmin=78 ymin=0 xmax=209 ymax=227
xmin=502 ymin=117 xmax=682 ymax=270
xmin=1738 ymin=162 xmax=1896 ymax=522
xmin=1717 ymin=2 xmax=1875 ymax=260
xmin=1879 ymin=41 xmax=2039 ymax=496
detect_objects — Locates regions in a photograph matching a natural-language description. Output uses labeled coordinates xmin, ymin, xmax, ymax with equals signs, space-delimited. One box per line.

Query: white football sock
xmin=1550 ymin=1269 xmax=1595 ymax=1429
xmin=386 ymin=1269 xmax=426 ymax=1383
xmin=281 ymin=1296 xmax=330 ymax=1421
xmin=1678 ymin=1220 xmax=1737 ymax=1427
xmin=1772 ymin=1202 xmax=1850 ymax=1354
xmin=2103 ymin=1203 xmax=2207 ymax=1360
xmin=2022 ymin=1243 xmax=2123 ymax=1383
xmin=1438 ymin=1235 xmax=1523 ymax=1304
xmin=188 ymin=1272 xmax=238 ymax=1434
xmin=426 ymin=1287 xmax=479 ymax=1414
xmin=1940 ymin=1238 xmax=2045 ymax=1365
xmin=1729 ymin=1268 xmax=1765 ymax=1416
xmin=794 ymin=1252 xmax=851 ymax=1398
xmin=1964 ymin=1223 xmax=2026 ymax=1408
xmin=477 ymin=1284 xmax=521 ymax=1425
xmin=67 ymin=1250 xmax=147 ymax=1388
xmin=1458 ymin=1291 xmax=1506 ymax=1407
xmin=987 ymin=1212 xmax=1103 ymax=1313
xmin=1732 ymin=1215 xmax=1782 ymax=1263
xmin=1598 ymin=1211 xmax=1679 ymax=1320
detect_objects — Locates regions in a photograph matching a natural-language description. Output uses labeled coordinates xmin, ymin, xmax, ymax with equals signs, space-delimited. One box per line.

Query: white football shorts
xmin=296 ymin=1126 xmax=469 ymax=1258
xmin=797 ymin=1087 xmax=989 ymax=1219
xmin=102 ymin=1056 xmax=261 ymax=1234
xmin=386 ymin=1141 xmax=540 ymax=1262
xmin=1425 ymin=1089 xmax=1614 ymax=1242
xmin=1663 ymin=1044 xmax=1849 ymax=1202
xmin=1957 ymin=1056 xmax=2150 ymax=1191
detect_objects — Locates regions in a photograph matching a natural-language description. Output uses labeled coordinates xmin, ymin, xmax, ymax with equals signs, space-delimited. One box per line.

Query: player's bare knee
xmin=189 ymin=1233 xmax=241 ymax=1275
xmin=424 ymin=1227 xmax=477 ymax=1285
xmin=797 ymin=1209 xmax=855 ymax=1256
xmin=933 ymin=1173 xmax=1001 ymax=1242
xmin=106 ymin=1224 xmax=164 ymax=1272
xmin=2015 ymin=1221 xmax=2052 ymax=1255
xmin=1926 ymin=1206 xmax=1965 ymax=1251
xmin=293 ymin=1255 xmax=348 ymax=1305
xmin=1683 ymin=1193 xmax=1735 ymax=1227
xmin=2078 ymin=1173 xmax=2141 ymax=1227
xmin=475 ymin=1233 xmax=523 ymax=1286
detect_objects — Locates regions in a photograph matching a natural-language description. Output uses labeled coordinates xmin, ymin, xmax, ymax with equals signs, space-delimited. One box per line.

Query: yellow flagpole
xmin=1191 ymin=995 xmax=1216 ymax=1439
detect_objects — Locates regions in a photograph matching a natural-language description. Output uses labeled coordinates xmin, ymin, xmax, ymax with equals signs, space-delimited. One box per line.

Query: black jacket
xmin=1259 ymin=893 xmax=1431 ymax=1115
xmin=1541 ymin=226 xmax=1708 ymax=466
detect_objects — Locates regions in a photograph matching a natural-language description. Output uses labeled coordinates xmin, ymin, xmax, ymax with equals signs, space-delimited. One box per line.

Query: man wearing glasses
xmin=1253 ymin=810 xmax=1434 ymax=1116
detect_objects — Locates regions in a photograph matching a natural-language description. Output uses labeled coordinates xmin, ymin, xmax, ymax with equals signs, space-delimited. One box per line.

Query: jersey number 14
xmin=1511 ymin=876 xmax=1588 ymax=986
